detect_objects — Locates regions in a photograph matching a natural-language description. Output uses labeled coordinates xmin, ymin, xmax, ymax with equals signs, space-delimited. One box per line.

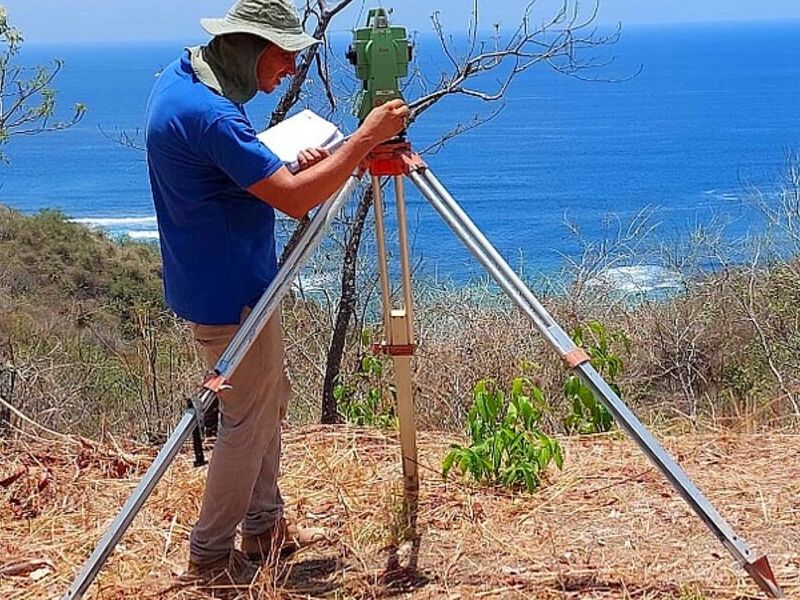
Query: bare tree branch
xmin=418 ymin=106 xmax=504 ymax=156
xmin=275 ymin=0 xmax=628 ymax=422
xmin=268 ymin=0 xmax=358 ymax=127
xmin=99 ymin=125 xmax=145 ymax=152
xmin=409 ymin=0 xmax=634 ymax=122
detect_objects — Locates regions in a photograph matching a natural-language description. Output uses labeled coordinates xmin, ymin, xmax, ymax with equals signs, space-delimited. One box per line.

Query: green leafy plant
xmin=334 ymin=335 xmax=397 ymax=428
xmin=563 ymin=321 xmax=629 ymax=434
xmin=443 ymin=377 xmax=563 ymax=492
xmin=0 ymin=8 xmax=86 ymax=163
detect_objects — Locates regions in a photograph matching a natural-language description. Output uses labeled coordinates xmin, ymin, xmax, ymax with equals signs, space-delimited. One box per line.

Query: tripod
xmin=62 ymin=140 xmax=783 ymax=599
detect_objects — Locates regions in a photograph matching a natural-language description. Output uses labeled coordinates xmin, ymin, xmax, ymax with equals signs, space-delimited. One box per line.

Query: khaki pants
xmin=188 ymin=309 xmax=290 ymax=564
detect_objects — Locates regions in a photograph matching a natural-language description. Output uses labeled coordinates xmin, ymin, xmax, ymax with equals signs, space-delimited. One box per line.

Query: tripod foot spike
xmin=744 ymin=555 xmax=784 ymax=598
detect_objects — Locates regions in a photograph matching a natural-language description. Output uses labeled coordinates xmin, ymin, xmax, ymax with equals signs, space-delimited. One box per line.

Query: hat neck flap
xmin=189 ymin=33 xmax=269 ymax=104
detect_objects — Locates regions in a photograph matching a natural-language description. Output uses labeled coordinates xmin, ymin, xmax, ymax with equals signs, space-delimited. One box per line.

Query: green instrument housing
xmin=346 ymin=8 xmax=412 ymax=123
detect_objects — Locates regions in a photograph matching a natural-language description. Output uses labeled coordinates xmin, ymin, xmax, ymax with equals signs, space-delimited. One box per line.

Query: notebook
xmin=257 ymin=109 xmax=345 ymax=172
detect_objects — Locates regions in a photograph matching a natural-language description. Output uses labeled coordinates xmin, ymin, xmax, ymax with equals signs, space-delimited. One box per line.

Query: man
xmin=145 ymin=0 xmax=409 ymax=588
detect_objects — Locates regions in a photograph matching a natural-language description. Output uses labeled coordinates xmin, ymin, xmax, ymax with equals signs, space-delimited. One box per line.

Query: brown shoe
xmin=241 ymin=517 xmax=327 ymax=563
xmin=183 ymin=549 xmax=259 ymax=589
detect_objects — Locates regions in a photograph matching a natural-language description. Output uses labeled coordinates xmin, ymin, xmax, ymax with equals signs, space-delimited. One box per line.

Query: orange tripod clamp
xmin=361 ymin=141 xmax=426 ymax=177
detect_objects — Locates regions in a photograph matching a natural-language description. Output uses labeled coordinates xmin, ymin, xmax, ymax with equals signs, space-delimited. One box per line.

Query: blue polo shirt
xmin=145 ymin=50 xmax=283 ymax=325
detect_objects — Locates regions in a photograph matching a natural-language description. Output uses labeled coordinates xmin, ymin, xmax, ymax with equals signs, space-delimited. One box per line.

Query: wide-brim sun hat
xmin=201 ymin=0 xmax=321 ymax=52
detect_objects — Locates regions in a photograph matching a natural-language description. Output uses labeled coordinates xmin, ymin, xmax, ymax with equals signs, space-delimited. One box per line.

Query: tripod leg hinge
xmin=202 ymin=372 xmax=232 ymax=393
xmin=564 ymin=348 xmax=591 ymax=368
xmin=401 ymin=151 xmax=427 ymax=173
xmin=372 ymin=342 xmax=416 ymax=356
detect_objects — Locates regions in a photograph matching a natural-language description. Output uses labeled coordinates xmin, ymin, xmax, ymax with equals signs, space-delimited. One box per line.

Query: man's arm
xmin=247 ymin=99 xmax=409 ymax=219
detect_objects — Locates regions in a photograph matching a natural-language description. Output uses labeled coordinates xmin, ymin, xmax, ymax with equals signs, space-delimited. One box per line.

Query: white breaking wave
xmin=71 ymin=216 xmax=157 ymax=227
xmin=126 ymin=230 xmax=160 ymax=240
xmin=702 ymin=189 xmax=739 ymax=202
xmin=586 ymin=265 xmax=682 ymax=295
xmin=69 ymin=215 xmax=161 ymax=242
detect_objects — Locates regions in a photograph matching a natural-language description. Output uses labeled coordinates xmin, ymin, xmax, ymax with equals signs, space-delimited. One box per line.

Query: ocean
xmin=2 ymin=21 xmax=799 ymax=289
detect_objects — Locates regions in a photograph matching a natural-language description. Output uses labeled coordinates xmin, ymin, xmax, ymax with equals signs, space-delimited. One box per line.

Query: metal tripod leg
xmin=371 ymin=174 xmax=419 ymax=522
xmin=408 ymin=167 xmax=783 ymax=598
xmin=61 ymin=175 xmax=360 ymax=600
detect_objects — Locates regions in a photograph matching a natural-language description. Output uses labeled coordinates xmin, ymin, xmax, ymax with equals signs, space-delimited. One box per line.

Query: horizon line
xmin=19 ymin=16 xmax=800 ymax=46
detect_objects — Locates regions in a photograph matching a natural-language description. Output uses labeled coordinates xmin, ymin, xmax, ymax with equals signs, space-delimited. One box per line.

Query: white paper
xmin=257 ymin=109 xmax=344 ymax=165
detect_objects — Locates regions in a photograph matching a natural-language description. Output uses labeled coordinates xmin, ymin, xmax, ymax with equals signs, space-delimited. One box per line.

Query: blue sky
xmin=4 ymin=1 xmax=800 ymax=44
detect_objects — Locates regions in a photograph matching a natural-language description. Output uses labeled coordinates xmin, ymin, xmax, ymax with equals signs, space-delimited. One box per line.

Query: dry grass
xmin=1 ymin=426 xmax=798 ymax=599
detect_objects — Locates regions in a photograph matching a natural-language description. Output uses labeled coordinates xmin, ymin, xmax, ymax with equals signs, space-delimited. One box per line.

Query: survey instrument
xmin=346 ymin=8 xmax=412 ymax=122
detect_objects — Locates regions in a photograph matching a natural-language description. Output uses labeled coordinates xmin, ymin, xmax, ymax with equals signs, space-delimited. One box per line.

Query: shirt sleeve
xmin=199 ymin=112 xmax=283 ymax=189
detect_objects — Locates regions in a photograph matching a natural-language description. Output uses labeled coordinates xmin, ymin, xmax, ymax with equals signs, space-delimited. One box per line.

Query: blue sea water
xmin=1 ymin=21 xmax=799 ymax=284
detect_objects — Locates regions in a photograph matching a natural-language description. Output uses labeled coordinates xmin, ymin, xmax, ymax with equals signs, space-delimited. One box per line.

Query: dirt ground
xmin=1 ymin=426 xmax=798 ymax=599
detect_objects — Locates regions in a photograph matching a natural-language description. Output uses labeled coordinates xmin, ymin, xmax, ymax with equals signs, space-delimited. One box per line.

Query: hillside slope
xmin=1 ymin=428 xmax=798 ymax=599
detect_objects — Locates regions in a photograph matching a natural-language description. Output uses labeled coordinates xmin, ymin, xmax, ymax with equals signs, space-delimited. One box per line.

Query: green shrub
xmin=0 ymin=207 xmax=193 ymax=440
xmin=563 ymin=321 xmax=628 ymax=435
xmin=443 ymin=377 xmax=563 ymax=492
xmin=0 ymin=207 xmax=164 ymax=331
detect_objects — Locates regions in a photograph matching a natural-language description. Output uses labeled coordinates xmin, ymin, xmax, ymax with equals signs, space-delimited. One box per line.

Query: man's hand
xmin=359 ymin=99 xmax=410 ymax=146
xmin=296 ymin=146 xmax=330 ymax=171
